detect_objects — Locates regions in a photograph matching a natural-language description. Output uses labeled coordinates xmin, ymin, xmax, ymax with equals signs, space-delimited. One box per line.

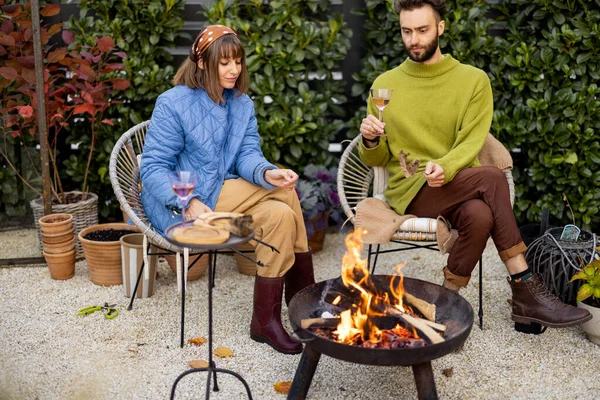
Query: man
xmin=358 ymin=0 xmax=591 ymax=329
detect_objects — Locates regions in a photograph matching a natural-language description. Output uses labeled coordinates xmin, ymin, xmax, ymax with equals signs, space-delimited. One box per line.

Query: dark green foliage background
xmin=203 ymin=0 xmax=352 ymax=172
xmin=2 ymin=0 xmax=598 ymax=231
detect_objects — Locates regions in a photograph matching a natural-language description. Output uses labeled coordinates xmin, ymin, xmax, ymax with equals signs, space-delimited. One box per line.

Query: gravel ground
xmin=1 ymin=228 xmax=599 ymax=400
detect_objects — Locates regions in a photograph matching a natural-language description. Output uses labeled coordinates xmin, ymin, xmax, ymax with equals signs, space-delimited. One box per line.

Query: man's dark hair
xmin=394 ymin=0 xmax=446 ymax=21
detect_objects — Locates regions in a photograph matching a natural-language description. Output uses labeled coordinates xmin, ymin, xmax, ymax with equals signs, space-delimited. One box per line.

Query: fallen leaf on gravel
xmin=214 ymin=347 xmax=233 ymax=358
xmin=412 ymin=256 xmax=421 ymax=260
xmin=188 ymin=360 xmax=209 ymax=369
xmin=274 ymin=381 xmax=292 ymax=394
xmin=443 ymin=367 xmax=453 ymax=377
xmin=188 ymin=337 xmax=207 ymax=346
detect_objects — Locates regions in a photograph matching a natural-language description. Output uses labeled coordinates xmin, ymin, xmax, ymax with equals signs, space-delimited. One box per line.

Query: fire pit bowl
xmin=287 ymin=276 xmax=474 ymax=400
xmin=289 ymin=276 xmax=473 ymax=366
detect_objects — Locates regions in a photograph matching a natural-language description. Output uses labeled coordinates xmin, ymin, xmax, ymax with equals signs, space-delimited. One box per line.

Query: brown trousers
xmin=406 ymin=166 xmax=526 ymax=286
xmin=214 ymin=178 xmax=309 ymax=278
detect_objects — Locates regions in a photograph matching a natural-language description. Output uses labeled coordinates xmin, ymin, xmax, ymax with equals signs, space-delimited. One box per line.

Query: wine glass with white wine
xmin=370 ymin=88 xmax=393 ymax=136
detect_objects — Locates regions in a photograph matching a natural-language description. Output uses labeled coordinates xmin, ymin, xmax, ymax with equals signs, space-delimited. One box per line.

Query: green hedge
xmin=203 ymin=0 xmax=352 ymax=172
xmin=65 ymin=0 xmax=186 ymax=218
xmin=492 ymin=0 xmax=600 ymax=229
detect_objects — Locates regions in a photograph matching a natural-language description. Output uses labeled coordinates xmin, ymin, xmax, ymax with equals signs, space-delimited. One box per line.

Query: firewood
xmin=301 ymin=318 xmax=340 ymax=329
xmin=384 ymin=306 xmax=447 ymax=333
xmin=404 ymin=292 xmax=436 ymax=322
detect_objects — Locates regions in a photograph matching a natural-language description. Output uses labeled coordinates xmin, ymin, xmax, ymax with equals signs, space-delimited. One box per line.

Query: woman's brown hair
xmin=173 ymin=32 xmax=249 ymax=104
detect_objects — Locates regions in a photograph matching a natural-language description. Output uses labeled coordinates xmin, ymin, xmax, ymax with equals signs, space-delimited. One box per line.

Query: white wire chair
xmin=337 ymin=135 xmax=515 ymax=329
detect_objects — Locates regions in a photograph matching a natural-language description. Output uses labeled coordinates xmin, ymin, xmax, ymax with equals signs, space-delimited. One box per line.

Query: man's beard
xmin=405 ymin=30 xmax=439 ymax=62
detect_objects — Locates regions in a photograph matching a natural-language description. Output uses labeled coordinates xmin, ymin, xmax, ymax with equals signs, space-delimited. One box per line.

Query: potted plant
xmin=0 ymin=1 xmax=130 ymax=257
xmin=295 ymin=164 xmax=344 ymax=252
xmin=570 ymin=260 xmax=600 ymax=344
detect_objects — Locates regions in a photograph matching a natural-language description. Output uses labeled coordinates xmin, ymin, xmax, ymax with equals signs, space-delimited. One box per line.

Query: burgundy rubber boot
xmin=250 ymin=275 xmax=302 ymax=354
xmin=507 ymin=273 xmax=592 ymax=328
xmin=284 ymin=250 xmax=316 ymax=306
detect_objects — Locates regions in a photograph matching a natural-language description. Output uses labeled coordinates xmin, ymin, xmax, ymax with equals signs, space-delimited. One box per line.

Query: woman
xmin=140 ymin=25 xmax=314 ymax=355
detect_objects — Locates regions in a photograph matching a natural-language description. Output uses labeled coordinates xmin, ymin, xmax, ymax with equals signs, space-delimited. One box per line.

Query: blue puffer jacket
xmin=140 ymin=85 xmax=277 ymax=235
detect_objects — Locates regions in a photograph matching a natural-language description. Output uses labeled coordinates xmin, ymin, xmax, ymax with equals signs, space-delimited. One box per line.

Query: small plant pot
xmin=164 ymin=253 xmax=208 ymax=281
xmin=79 ymin=223 xmax=140 ymax=286
xmin=43 ymin=249 xmax=76 ymax=280
xmin=578 ymin=301 xmax=600 ymax=345
xmin=43 ymin=237 xmax=75 ymax=254
xmin=38 ymin=213 xmax=73 ymax=235
xmin=41 ymin=229 xmax=75 ymax=245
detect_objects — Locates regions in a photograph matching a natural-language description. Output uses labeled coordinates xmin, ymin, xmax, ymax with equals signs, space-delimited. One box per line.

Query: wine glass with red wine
xmin=169 ymin=171 xmax=197 ymax=222
xmin=370 ymin=88 xmax=393 ymax=136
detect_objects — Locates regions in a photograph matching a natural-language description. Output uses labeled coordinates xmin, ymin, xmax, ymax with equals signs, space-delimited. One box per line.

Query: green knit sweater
xmin=358 ymin=55 xmax=493 ymax=215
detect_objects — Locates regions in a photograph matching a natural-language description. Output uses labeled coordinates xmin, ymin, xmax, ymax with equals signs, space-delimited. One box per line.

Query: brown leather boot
xmin=284 ymin=250 xmax=316 ymax=306
xmin=507 ymin=273 xmax=592 ymax=328
xmin=250 ymin=275 xmax=302 ymax=354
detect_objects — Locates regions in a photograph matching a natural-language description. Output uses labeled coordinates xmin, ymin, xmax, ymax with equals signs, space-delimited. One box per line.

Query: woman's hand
xmin=186 ymin=198 xmax=212 ymax=220
xmin=423 ymin=162 xmax=445 ymax=187
xmin=265 ymin=169 xmax=298 ymax=191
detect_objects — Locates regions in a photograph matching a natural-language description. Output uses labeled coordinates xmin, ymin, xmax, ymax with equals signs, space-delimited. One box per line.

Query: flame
xmin=333 ymin=229 xmax=416 ymax=345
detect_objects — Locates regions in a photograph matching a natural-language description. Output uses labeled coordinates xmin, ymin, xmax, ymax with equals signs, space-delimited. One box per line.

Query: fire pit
xmin=286 ymin=230 xmax=473 ymax=400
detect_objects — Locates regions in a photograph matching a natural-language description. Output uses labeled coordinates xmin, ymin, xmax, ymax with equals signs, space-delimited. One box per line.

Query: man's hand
xmin=360 ymin=115 xmax=385 ymax=147
xmin=265 ymin=169 xmax=298 ymax=191
xmin=423 ymin=162 xmax=445 ymax=187
xmin=186 ymin=197 xmax=212 ymax=220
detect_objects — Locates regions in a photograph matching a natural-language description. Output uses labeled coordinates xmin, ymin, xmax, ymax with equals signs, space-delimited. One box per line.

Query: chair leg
xmin=368 ymin=244 xmax=381 ymax=275
xmin=478 ymin=257 xmax=483 ymax=330
xmin=180 ymin=252 xmax=186 ymax=348
xmin=126 ymin=254 xmax=146 ymax=311
xmin=211 ymin=253 xmax=218 ymax=288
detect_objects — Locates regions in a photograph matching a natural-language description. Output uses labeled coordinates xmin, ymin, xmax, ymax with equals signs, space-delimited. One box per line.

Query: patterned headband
xmin=189 ymin=24 xmax=238 ymax=62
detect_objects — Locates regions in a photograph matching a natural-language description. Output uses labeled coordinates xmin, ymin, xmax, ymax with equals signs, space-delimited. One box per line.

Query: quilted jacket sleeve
xmin=235 ymin=101 xmax=277 ymax=189
xmin=140 ymin=96 xmax=187 ymax=212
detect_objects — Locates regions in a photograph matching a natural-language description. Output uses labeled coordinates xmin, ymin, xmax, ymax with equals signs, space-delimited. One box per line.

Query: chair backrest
xmin=109 ymin=120 xmax=181 ymax=251
xmin=337 ymin=135 xmax=516 ymax=227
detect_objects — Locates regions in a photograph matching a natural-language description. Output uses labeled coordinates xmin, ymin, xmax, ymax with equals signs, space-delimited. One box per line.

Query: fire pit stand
xmin=287 ymin=276 xmax=474 ymax=400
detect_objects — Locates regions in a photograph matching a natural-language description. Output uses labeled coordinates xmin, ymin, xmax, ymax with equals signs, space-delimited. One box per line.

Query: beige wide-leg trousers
xmin=214 ymin=178 xmax=309 ymax=278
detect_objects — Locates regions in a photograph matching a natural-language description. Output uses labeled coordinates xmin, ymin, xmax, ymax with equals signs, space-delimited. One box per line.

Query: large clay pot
xmin=233 ymin=243 xmax=257 ymax=276
xmin=79 ymin=223 xmax=140 ymax=286
xmin=164 ymin=253 xmax=208 ymax=281
xmin=578 ymin=301 xmax=600 ymax=345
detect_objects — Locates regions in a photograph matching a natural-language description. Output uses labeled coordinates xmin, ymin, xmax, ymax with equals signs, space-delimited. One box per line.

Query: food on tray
xmin=194 ymin=212 xmax=254 ymax=237
xmin=172 ymin=225 xmax=229 ymax=245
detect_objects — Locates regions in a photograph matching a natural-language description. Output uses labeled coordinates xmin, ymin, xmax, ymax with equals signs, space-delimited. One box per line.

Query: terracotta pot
xmin=43 ymin=249 xmax=76 ymax=280
xmin=164 ymin=253 xmax=208 ymax=281
xmin=578 ymin=301 xmax=600 ymax=345
xmin=79 ymin=223 xmax=140 ymax=286
xmin=233 ymin=243 xmax=257 ymax=276
xmin=306 ymin=211 xmax=330 ymax=253
xmin=39 ymin=213 xmax=73 ymax=235
xmin=40 ymin=229 xmax=75 ymax=245
xmin=43 ymin=237 xmax=75 ymax=254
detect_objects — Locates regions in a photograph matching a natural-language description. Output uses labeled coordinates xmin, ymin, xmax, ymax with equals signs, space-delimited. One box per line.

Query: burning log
xmin=404 ymin=292 xmax=436 ymax=322
xmin=301 ymin=318 xmax=340 ymax=329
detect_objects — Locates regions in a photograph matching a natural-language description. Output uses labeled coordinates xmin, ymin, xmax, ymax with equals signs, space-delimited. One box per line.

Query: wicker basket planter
xmin=79 ymin=223 xmax=139 ymax=286
xmin=31 ymin=191 xmax=98 ymax=259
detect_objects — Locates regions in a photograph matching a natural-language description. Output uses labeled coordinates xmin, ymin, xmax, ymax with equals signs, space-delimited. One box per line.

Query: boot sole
xmin=250 ymin=333 xmax=303 ymax=355
xmin=511 ymin=313 xmax=593 ymax=328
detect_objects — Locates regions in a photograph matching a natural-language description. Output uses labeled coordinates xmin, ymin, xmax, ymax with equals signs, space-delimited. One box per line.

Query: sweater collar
xmin=400 ymin=55 xmax=458 ymax=78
